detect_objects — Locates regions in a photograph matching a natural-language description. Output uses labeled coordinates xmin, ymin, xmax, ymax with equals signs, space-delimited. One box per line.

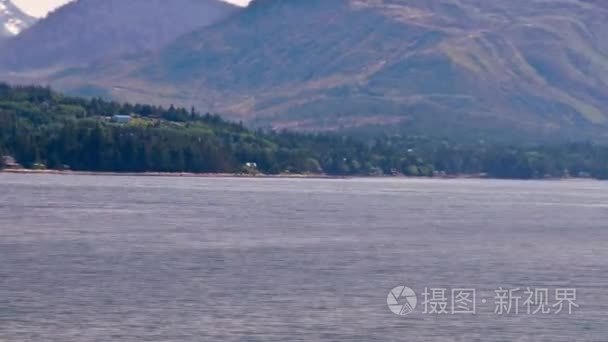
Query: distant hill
xmin=0 ymin=0 xmax=35 ymax=38
xmin=8 ymin=0 xmax=608 ymax=140
xmin=0 ymin=0 xmax=239 ymax=70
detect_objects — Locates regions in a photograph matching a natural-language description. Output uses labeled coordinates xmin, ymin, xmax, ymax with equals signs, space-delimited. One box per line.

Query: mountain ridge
xmin=6 ymin=0 xmax=608 ymax=140
xmin=0 ymin=0 xmax=240 ymax=70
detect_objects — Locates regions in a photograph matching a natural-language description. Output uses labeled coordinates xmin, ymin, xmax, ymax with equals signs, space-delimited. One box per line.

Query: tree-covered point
xmin=1 ymin=84 xmax=608 ymax=179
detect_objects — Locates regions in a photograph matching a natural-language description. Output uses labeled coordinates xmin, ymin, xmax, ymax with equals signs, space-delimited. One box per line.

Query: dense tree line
xmin=1 ymin=84 xmax=608 ymax=179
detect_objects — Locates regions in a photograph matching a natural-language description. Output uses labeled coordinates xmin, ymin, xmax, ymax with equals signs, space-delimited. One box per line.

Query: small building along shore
xmin=1 ymin=156 xmax=22 ymax=169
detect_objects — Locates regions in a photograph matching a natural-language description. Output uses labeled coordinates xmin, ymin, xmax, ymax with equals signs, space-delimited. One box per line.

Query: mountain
xmin=17 ymin=0 xmax=608 ymax=139
xmin=0 ymin=0 xmax=35 ymax=38
xmin=0 ymin=0 xmax=239 ymax=71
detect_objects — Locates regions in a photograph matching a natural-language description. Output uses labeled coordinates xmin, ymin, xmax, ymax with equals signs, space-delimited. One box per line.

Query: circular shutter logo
xmin=387 ymin=286 xmax=417 ymax=315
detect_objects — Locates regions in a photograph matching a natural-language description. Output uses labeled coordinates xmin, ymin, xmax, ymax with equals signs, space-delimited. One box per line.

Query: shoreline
xmin=0 ymin=168 xmax=600 ymax=181
xmin=0 ymin=168 xmax=347 ymax=179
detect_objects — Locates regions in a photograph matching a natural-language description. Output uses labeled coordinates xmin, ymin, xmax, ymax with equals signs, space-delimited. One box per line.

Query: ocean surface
xmin=0 ymin=174 xmax=606 ymax=341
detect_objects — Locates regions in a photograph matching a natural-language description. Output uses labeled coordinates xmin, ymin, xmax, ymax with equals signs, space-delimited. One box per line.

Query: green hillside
xmin=3 ymin=84 xmax=608 ymax=179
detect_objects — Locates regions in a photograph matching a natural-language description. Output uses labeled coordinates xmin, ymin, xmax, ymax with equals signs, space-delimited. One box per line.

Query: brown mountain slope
xmin=53 ymin=0 xmax=608 ymax=138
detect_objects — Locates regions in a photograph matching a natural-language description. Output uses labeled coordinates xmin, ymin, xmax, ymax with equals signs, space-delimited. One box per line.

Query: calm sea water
xmin=0 ymin=174 xmax=607 ymax=341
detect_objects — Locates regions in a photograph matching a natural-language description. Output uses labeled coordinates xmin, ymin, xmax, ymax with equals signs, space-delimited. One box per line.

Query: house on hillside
xmin=111 ymin=115 xmax=132 ymax=124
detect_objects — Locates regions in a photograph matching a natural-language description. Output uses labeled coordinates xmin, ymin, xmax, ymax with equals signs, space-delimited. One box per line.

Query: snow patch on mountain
xmin=1 ymin=0 xmax=35 ymax=37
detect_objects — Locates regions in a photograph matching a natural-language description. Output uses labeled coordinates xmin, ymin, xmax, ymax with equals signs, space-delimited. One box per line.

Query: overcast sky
xmin=13 ymin=0 xmax=251 ymax=17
